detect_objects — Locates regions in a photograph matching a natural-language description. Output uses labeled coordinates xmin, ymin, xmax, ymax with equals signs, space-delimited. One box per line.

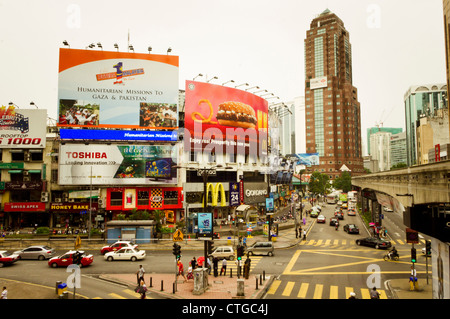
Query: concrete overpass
xmin=352 ymin=160 xmax=450 ymax=207
xmin=351 ymin=160 xmax=450 ymax=243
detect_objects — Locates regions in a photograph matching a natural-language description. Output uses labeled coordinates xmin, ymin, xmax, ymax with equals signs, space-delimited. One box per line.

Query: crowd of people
xmin=139 ymin=103 xmax=177 ymax=127
xmin=59 ymin=105 xmax=99 ymax=125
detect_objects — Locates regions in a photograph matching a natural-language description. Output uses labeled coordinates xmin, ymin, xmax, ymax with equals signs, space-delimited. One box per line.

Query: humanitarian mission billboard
xmin=57 ymin=48 xmax=179 ymax=129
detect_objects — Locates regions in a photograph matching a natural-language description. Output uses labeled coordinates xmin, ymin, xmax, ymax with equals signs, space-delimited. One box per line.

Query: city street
xmin=263 ymin=203 xmax=431 ymax=299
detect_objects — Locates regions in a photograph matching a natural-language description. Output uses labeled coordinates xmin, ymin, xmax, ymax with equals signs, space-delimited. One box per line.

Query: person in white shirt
xmin=1 ymin=287 xmax=7 ymax=299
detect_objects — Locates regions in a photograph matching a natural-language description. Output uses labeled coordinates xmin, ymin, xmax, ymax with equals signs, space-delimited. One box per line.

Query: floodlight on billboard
xmin=57 ymin=48 xmax=179 ymax=129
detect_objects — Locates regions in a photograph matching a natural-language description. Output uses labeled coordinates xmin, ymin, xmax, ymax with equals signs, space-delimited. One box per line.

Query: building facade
xmin=404 ymin=84 xmax=447 ymax=166
xmin=390 ymin=131 xmax=407 ymax=167
xmin=304 ymin=9 xmax=364 ymax=179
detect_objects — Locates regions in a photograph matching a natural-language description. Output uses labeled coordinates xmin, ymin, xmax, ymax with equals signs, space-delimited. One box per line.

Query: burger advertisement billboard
xmin=184 ymin=80 xmax=268 ymax=157
xmin=57 ymin=48 xmax=179 ymax=130
xmin=59 ymin=144 xmax=177 ymax=185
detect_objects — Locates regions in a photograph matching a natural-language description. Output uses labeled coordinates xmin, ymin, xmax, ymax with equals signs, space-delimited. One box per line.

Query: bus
xmin=326 ymin=193 xmax=338 ymax=204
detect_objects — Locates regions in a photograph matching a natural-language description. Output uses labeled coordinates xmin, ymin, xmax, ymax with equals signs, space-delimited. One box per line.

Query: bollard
xmin=230 ymin=268 xmax=233 ymax=278
xmin=161 ymin=280 xmax=164 ymax=291
xmin=255 ymin=277 xmax=259 ymax=290
xmin=263 ymin=270 xmax=266 ymax=281
xmin=260 ymin=274 xmax=262 ymax=285
xmin=150 ymin=277 xmax=153 ymax=288
xmin=173 ymin=282 xmax=176 ymax=294
xmin=56 ymin=281 xmax=62 ymax=295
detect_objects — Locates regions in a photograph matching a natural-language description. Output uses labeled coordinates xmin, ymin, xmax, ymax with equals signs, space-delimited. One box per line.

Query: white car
xmin=104 ymin=247 xmax=146 ymax=262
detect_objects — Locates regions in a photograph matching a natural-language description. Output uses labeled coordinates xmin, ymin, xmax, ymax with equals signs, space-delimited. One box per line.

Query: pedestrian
xmin=136 ymin=279 xmax=147 ymax=299
xmin=303 ymin=230 xmax=307 ymax=241
xmin=177 ymin=260 xmax=187 ymax=283
xmin=370 ymin=287 xmax=380 ymax=299
xmin=295 ymin=227 xmax=298 ymax=239
xmin=136 ymin=265 xmax=145 ymax=284
xmin=220 ymin=258 xmax=227 ymax=276
xmin=213 ymin=257 xmax=219 ymax=277
xmin=348 ymin=291 xmax=357 ymax=299
xmin=1 ymin=287 xmax=7 ymax=299
xmin=235 ymin=258 xmax=242 ymax=277
xmin=191 ymin=257 xmax=197 ymax=270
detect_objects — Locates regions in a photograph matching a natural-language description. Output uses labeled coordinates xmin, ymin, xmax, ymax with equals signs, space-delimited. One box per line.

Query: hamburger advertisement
xmin=184 ymin=80 xmax=268 ymax=156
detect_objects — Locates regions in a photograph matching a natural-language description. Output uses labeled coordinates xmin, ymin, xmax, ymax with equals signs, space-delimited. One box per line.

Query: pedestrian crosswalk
xmin=92 ymin=288 xmax=153 ymax=299
xmin=266 ymin=280 xmax=388 ymax=299
xmin=298 ymin=238 xmax=427 ymax=248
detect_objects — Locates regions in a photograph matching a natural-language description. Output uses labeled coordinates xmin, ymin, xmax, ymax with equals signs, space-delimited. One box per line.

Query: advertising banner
xmin=229 ymin=182 xmax=240 ymax=207
xmin=244 ymin=182 xmax=268 ymax=204
xmin=198 ymin=212 xmax=213 ymax=239
xmin=59 ymin=128 xmax=177 ymax=142
xmin=57 ymin=48 xmax=179 ymax=129
xmin=310 ymin=76 xmax=328 ymax=90
xmin=0 ymin=106 xmax=47 ymax=148
xmin=184 ymin=80 xmax=268 ymax=156
xmin=295 ymin=153 xmax=320 ymax=166
xmin=59 ymin=144 xmax=177 ymax=185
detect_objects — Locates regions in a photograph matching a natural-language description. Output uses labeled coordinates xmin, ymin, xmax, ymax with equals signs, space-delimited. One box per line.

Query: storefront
xmin=106 ymin=187 xmax=183 ymax=224
xmin=243 ymin=182 xmax=268 ymax=221
xmin=3 ymin=202 xmax=48 ymax=229
xmin=49 ymin=202 xmax=99 ymax=230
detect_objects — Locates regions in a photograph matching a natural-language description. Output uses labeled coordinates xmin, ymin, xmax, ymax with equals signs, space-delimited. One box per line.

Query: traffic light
xmin=237 ymin=245 xmax=244 ymax=260
xmin=172 ymin=243 xmax=181 ymax=259
xmin=425 ymin=240 xmax=431 ymax=257
xmin=411 ymin=247 xmax=417 ymax=263
xmin=207 ymin=241 xmax=214 ymax=255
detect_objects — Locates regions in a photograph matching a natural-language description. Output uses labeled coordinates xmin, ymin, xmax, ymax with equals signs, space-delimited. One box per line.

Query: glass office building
xmin=404 ymin=84 xmax=447 ymax=166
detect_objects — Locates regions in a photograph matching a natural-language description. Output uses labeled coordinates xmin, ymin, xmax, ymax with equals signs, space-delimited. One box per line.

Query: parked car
xmin=317 ymin=215 xmax=326 ymax=223
xmin=343 ymin=224 xmax=360 ymax=234
xmin=100 ymin=241 xmax=137 ymax=255
xmin=329 ymin=217 xmax=338 ymax=226
xmin=247 ymin=241 xmax=274 ymax=256
xmin=48 ymin=250 xmax=94 ymax=268
xmin=14 ymin=245 xmax=56 ymax=260
xmin=105 ymin=247 xmax=146 ymax=262
xmin=0 ymin=251 xmax=20 ymax=267
xmin=209 ymin=246 xmax=235 ymax=260
xmin=355 ymin=237 xmax=391 ymax=249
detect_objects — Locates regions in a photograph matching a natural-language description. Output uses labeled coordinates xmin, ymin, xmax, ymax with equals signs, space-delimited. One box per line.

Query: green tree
xmin=308 ymin=171 xmax=331 ymax=195
xmin=333 ymin=171 xmax=352 ymax=193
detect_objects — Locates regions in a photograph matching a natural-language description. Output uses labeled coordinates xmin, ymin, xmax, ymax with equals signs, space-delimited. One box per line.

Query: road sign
xmin=74 ymin=235 xmax=82 ymax=249
xmin=406 ymin=228 xmax=419 ymax=244
xmin=173 ymin=229 xmax=184 ymax=242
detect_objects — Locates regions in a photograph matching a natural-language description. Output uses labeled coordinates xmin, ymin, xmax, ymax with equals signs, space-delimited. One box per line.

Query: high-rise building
xmin=370 ymin=131 xmax=391 ymax=172
xmin=390 ymin=131 xmax=407 ymax=167
xmin=304 ymin=9 xmax=364 ymax=179
xmin=403 ymin=83 xmax=447 ymax=166
xmin=366 ymin=127 xmax=403 ymax=156
xmin=443 ymin=0 xmax=450 ymax=138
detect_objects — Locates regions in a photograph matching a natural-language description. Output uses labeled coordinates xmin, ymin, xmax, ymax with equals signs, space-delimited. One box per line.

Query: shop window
xmin=164 ymin=190 xmax=178 ymax=205
xmin=110 ymin=191 xmax=123 ymax=206
xmin=11 ymin=151 xmax=25 ymax=161
xmin=138 ymin=190 xmax=149 ymax=206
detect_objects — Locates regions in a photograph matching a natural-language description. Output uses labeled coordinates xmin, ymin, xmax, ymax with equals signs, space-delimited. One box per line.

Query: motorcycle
xmin=335 ymin=223 xmax=339 ymax=231
xmin=383 ymin=252 xmax=399 ymax=261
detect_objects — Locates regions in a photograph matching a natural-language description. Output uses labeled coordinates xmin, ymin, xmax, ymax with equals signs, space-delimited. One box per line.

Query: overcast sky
xmin=0 ymin=0 xmax=446 ymax=155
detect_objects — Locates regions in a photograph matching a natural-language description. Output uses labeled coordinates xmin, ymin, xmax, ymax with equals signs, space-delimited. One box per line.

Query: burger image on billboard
xmin=216 ymin=101 xmax=257 ymax=129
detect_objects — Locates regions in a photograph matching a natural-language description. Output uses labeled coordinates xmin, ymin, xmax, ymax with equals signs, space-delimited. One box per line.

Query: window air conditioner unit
xmin=55 ymin=198 xmax=62 ymax=202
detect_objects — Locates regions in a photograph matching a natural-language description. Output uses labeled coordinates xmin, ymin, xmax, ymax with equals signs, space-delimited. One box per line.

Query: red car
xmin=48 ymin=250 xmax=94 ymax=268
xmin=100 ymin=241 xmax=137 ymax=255
xmin=0 ymin=250 xmax=20 ymax=267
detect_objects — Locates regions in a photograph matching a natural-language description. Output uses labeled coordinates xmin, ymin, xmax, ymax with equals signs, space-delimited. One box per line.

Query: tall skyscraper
xmin=304 ymin=9 xmax=364 ymax=179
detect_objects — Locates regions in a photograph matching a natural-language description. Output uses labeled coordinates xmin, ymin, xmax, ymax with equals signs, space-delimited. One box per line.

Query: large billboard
xmin=59 ymin=144 xmax=177 ymax=185
xmin=0 ymin=106 xmax=47 ymax=148
xmin=184 ymin=80 xmax=268 ymax=156
xmin=57 ymin=48 xmax=179 ymax=129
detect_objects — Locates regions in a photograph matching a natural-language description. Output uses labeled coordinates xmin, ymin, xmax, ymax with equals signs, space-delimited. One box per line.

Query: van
xmin=247 ymin=241 xmax=274 ymax=256
xmin=210 ymin=246 xmax=235 ymax=260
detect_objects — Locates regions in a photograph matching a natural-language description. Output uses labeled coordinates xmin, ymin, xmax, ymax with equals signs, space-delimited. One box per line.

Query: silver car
xmin=247 ymin=241 xmax=274 ymax=256
xmin=14 ymin=245 xmax=56 ymax=260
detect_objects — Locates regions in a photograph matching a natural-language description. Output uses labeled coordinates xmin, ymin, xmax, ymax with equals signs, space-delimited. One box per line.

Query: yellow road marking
xmin=282 ymin=282 xmax=295 ymax=296
xmin=313 ymin=284 xmax=323 ymax=299
xmin=298 ymin=283 xmax=309 ymax=298
xmin=267 ymin=280 xmax=281 ymax=295
xmin=329 ymin=285 xmax=339 ymax=299
xmin=109 ymin=292 xmax=127 ymax=299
